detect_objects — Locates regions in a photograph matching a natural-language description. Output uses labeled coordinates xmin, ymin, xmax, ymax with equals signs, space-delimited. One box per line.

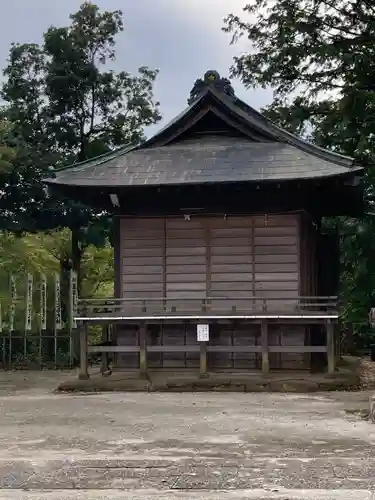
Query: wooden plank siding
xmin=253 ymin=214 xmax=299 ymax=311
xmin=165 ymin=218 xmax=207 ymax=311
xmin=117 ymin=213 xmax=312 ymax=370
xmin=120 ymin=218 xmax=165 ymax=313
xmin=120 ymin=214 xmax=300 ymax=310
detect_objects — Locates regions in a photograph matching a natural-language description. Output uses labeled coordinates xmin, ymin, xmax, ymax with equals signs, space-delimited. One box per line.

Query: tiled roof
xmin=44 ymin=70 xmax=363 ymax=189
xmin=47 ymin=136 xmax=362 ymax=188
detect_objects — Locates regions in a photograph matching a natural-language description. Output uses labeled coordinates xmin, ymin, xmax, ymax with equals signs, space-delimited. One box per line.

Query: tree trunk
xmin=71 ymin=229 xmax=84 ymax=296
xmin=58 ymin=229 xmax=85 ymax=366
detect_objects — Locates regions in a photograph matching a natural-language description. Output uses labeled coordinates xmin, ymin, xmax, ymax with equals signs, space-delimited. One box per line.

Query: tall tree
xmin=223 ymin=1 xmax=375 ymax=162
xmin=1 ymin=2 xmax=161 ymax=290
xmin=224 ymin=1 xmax=375 ymax=346
xmin=0 ymin=120 xmax=15 ymax=174
xmin=0 ymin=118 xmax=36 ymax=234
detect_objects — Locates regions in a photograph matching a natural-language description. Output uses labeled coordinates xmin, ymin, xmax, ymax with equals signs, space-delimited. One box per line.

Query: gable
xmin=167 ymin=109 xmax=275 ymax=144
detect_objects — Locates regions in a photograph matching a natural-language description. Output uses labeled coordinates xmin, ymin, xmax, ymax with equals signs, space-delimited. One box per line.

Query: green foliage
xmin=224 ymin=0 xmax=375 ymax=347
xmin=0 ymin=229 xmax=113 ymax=300
xmin=0 ymin=121 xmax=16 ymax=174
xmin=0 ymin=229 xmax=113 ymax=368
xmin=0 ymin=1 xmax=161 ymax=283
xmin=0 ymin=2 xmax=161 ymax=367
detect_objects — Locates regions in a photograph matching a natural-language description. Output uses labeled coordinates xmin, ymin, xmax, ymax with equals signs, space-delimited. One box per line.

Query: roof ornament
xmin=187 ymin=70 xmax=235 ymax=105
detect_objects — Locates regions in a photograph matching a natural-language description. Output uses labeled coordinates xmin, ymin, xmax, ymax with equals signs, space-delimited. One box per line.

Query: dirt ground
xmin=1 ymin=371 xmax=375 ymax=499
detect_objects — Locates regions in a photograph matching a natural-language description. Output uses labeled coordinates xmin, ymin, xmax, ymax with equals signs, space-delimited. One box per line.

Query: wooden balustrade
xmin=76 ymin=295 xmax=339 ymax=379
xmin=75 ymin=295 xmax=338 ymax=322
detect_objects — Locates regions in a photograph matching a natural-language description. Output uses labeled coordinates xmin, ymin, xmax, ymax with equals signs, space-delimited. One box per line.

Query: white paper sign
xmin=197 ymin=324 xmax=209 ymax=342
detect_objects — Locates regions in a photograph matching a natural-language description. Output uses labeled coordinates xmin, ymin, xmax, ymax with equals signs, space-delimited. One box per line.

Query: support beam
xmin=100 ymin=325 xmax=109 ymax=375
xmin=139 ymin=322 xmax=148 ymax=378
xmin=199 ymin=342 xmax=208 ymax=377
xmin=326 ymin=319 xmax=335 ymax=373
xmin=261 ymin=320 xmax=269 ymax=374
xmin=78 ymin=322 xmax=89 ymax=380
xmin=335 ymin=323 xmax=341 ymax=363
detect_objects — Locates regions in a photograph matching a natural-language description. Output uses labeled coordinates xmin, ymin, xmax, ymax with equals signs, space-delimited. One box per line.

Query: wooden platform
xmin=75 ymin=295 xmax=339 ymax=379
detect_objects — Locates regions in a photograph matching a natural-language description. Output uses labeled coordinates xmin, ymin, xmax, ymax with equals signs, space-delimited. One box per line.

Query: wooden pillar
xmin=261 ymin=320 xmax=269 ymax=374
xmin=100 ymin=325 xmax=109 ymax=375
xmin=326 ymin=319 xmax=335 ymax=373
xmin=78 ymin=322 xmax=89 ymax=380
xmin=335 ymin=323 xmax=341 ymax=363
xmin=139 ymin=322 xmax=148 ymax=378
xmin=199 ymin=342 xmax=208 ymax=377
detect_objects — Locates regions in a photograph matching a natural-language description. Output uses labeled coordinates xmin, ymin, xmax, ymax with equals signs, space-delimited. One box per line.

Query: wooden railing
xmin=76 ymin=296 xmax=338 ymax=321
xmin=75 ymin=296 xmax=339 ymax=376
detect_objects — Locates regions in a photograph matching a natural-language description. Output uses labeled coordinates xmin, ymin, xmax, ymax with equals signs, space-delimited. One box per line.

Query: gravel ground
xmin=0 ymin=371 xmax=375 ymax=499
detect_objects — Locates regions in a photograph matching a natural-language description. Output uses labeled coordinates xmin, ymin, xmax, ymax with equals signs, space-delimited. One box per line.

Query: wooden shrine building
xmin=45 ymin=70 xmax=364 ymax=379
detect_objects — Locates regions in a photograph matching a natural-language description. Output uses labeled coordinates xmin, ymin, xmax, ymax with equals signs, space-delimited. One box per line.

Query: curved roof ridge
xmin=231 ymin=95 xmax=354 ymax=167
xmin=139 ymin=75 xmax=356 ymax=169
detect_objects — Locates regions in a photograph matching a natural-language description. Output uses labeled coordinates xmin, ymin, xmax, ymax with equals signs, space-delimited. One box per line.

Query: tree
xmin=1 ymin=2 xmax=162 ymax=291
xmin=0 ymin=118 xmax=38 ymax=234
xmin=0 ymin=120 xmax=16 ymax=174
xmin=223 ymin=1 xmax=375 ymax=347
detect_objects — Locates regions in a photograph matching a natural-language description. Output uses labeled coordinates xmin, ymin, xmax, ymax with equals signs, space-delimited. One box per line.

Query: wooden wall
xmin=113 ymin=323 xmax=308 ymax=370
xmin=119 ymin=213 xmax=300 ymax=311
xmin=114 ymin=213 xmax=314 ymax=371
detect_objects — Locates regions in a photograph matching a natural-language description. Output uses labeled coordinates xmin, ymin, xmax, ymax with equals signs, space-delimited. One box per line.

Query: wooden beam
xmin=113 ymin=217 xmax=121 ymax=298
xmin=78 ymin=322 xmax=89 ymax=380
xmin=261 ymin=320 xmax=269 ymax=374
xmin=335 ymin=323 xmax=341 ymax=363
xmin=89 ymin=345 xmax=140 ymax=353
xmin=199 ymin=342 xmax=208 ymax=377
xmin=100 ymin=325 xmax=109 ymax=375
xmin=149 ymin=345 xmax=199 ymax=353
xmin=268 ymin=346 xmax=326 ymax=353
xmin=89 ymin=344 xmax=327 ymax=354
xmin=162 ymin=219 xmax=167 ymax=312
xmin=326 ymin=319 xmax=335 ymax=373
xmin=139 ymin=322 xmax=148 ymax=378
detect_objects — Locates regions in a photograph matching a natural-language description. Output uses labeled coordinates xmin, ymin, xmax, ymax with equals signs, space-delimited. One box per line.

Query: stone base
xmin=56 ymin=368 xmax=360 ymax=393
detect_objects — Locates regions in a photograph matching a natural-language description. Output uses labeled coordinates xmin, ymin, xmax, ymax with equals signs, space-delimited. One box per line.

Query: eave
xmin=43 ymin=69 xmax=364 ymax=219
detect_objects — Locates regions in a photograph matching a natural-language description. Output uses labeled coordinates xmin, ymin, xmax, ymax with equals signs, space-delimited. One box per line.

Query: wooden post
xmin=326 ymin=319 xmax=335 ymax=374
xmin=335 ymin=323 xmax=341 ymax=363
xmin=261 ymin=320 xmax=269 ymax=374
xmin=100 ymin=325 xmax=109 ymax=374
xmin=139 ymin=322 xmax=148 ymax=378
xmin=199 ymin=342 xmax=208 ymax=377
xmin=78 ymin=322 xmax=89 ymax=380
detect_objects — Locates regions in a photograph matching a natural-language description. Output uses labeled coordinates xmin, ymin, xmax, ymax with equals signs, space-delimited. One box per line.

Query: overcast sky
xmin=0 ymin=0 xmax=273 ymax=137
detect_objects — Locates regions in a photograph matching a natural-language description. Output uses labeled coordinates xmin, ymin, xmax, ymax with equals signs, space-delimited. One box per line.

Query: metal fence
xmin=0 ymin=329 xmax=76 ymax=369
